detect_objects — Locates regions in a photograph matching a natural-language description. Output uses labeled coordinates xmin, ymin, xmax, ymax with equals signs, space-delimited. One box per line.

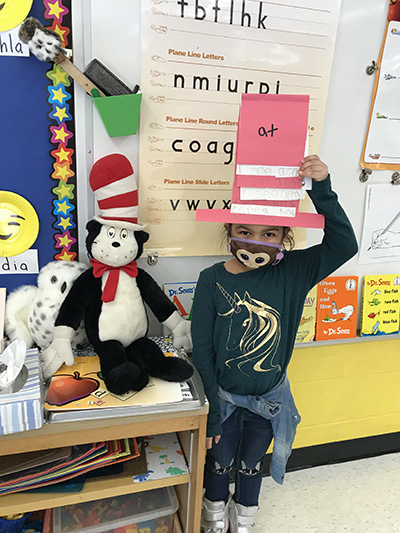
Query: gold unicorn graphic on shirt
xmin=217 ymin=283 xmax=281 ymax=376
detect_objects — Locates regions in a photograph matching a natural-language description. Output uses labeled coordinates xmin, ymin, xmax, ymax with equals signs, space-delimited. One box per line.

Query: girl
xmin=191 ymin=155 xmax=358 ymax=533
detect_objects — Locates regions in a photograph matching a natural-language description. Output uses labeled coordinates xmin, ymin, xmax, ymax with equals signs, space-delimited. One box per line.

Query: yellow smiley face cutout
xmin=0 ymin=0 xmax=33 ymax=32
xmin=0 ymin=191 xmax=39 ymax=257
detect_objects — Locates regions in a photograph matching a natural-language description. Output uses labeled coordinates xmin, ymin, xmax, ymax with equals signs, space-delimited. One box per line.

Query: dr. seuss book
xmin=295 ymin=285 xmax=317 ymax=343
xmin=315 ymin=276 xmax=358 ymax=341
xmin=163 ymin=282 xmax=196 ymax=320
xmin=163 ymin=281 xmax=196 ymax=337
xmin=360 ymin=274 xmax=400 ymax=336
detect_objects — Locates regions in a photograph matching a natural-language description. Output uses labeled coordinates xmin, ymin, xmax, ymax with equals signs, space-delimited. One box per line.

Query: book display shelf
xmin=0 ymin=369 xmax=208 ymax=533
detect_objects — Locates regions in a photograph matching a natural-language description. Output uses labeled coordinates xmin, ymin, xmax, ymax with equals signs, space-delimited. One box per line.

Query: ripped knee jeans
xmin=204 ymin=407 xmax=273 ymax=507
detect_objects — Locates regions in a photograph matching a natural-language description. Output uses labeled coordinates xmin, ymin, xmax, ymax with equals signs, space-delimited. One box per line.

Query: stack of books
xmin=43 ymin=337 xmax=202 ymax=423
xmin=0 ymin=437 xmax=145 ymax=495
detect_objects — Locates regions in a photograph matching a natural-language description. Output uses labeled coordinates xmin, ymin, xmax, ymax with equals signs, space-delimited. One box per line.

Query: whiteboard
xmin=363 ymin=20 xmax=400 ymax=167
xmin=72 ymin=0 xmax=397 ymax=335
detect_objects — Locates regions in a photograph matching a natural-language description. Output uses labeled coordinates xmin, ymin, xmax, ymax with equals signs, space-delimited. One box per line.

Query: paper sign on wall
xmin=196 ymin=93 xmax=324 ymax=228
xmin=230 ymin=94 xmax=309 ymax=216
xmin=235 ymin=94 xmax=310 ymax=169
xmin=359 ymin=184 xmax=400 ymax=264
xmin=0 ymin=26 xmax=30 ymax=57
xmin=0 ymin=250 xmax=39 ymax=274
xmin=140 ymin=0 xmax=341 ymax=254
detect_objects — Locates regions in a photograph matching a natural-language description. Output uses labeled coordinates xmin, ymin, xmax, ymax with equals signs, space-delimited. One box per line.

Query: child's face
xmin=229 ymin=224 xmax=284 ymax=244
xmin=226 ymin=224 xmax=285 ymax=269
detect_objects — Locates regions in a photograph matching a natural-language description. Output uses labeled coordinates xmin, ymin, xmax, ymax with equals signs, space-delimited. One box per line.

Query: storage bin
xmin=0 ymin=349 xmax=43 ymax=435
xmin=0 ymin=512 xmax=32 ymax=533
xmin=52 ymin=486 xmax=178 ymax=533
xmin=92 ymin=91 xmax=142 ymax=137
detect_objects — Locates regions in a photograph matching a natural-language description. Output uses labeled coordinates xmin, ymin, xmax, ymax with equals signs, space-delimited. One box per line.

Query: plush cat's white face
xmin=91 ymin=224 xmax=138 ymax=267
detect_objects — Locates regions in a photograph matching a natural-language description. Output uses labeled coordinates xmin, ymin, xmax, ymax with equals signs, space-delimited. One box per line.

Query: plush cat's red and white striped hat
xmin=89 ymin=153 xmax=146 ymax=231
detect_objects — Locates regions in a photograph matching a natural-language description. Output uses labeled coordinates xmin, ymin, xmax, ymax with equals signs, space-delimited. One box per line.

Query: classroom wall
xmin=283 ymin=1 xmax=400 ymax=447
xmin=72 ymin=0 xmax=399 ymax=333
xmin=69 ymin=0 xmax=400 ymax=450
xmin=290 ymin=337 xmax=400 ymax=448
xmin=1 ymin=0 xmax=397 ymax=450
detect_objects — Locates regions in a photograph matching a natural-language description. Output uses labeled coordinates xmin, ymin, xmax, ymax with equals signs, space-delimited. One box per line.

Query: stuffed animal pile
xmin=40 ymin=154 xmax=193 ymax=395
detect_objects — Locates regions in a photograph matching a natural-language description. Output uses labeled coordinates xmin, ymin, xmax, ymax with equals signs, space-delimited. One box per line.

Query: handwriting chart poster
xmin=140 ymin=0 xmax=342 ymax=256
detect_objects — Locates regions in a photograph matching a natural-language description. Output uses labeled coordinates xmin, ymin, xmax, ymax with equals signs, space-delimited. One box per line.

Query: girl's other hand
xmin=298 ymin=154 xmax=328 ymax=182
xmin=206 ymin=435 xmax=221 ymax=449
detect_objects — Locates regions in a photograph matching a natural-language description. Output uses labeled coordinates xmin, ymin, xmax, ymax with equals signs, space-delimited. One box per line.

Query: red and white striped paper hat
xmin=89 ymin=153 xmax=146 ymax=231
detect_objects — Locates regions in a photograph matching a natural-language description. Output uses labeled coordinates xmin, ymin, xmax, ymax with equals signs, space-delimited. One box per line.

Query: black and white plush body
xmin=19 ymin=17 xmax=62 ymax=62
xmin=98 ymin=270 xmax=148 ymax=346
xmin=49 ymin=220 xmax=193 ymax=395
xmin=88 ymin=222 xmax=148 ymax=347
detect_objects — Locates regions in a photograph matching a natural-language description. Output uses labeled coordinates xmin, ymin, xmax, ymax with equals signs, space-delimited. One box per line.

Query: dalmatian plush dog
xmin=40 ymin=154 xmax=193 ymax=395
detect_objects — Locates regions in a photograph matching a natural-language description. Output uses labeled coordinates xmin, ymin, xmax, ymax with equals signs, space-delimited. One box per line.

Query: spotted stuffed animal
xmin=5 ymin=261 xmax=89 ymax=350
xmin=18 ymin=17 xmax=62 ymax=62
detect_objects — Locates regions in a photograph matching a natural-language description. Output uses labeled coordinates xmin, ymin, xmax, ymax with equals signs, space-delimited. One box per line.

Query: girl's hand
xmin=206 ymin=435 xmax=221 ymax=449
xmin=298 ymin=154 xmax=328 ymax=182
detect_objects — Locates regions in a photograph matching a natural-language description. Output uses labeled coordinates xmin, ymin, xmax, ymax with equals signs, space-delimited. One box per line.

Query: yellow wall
xmin=287 ymin=338 xmax=400 ymax=449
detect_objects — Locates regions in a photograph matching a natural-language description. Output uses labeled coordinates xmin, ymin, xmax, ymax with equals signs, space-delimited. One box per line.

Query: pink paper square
xmin=236 ymin=94 xmax=309 ymax=167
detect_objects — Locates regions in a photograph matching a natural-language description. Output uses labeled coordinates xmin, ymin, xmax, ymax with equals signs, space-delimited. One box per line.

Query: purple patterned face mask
xmin=227 ymin=237 xmax=284 ymax=268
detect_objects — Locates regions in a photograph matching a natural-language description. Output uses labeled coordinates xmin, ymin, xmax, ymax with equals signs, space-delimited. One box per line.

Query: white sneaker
xmin=201 ymin=497 xmax=229 ymax=533
xmin=229 ymin=500 xmax=259 ymax=533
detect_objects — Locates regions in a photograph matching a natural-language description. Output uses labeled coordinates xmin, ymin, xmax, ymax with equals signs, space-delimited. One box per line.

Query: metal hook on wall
xmin=359 ymin=168 xmax=372 ymax=183
xmin=147 ymin=251 xmax=159 ymax=266
xmin=391 ymin=172 xmax=400 ymax=185
xmin=365 ymin=60 xmax=378 ymax=75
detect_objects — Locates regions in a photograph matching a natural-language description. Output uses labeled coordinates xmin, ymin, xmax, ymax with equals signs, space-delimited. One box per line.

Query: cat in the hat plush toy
xmin=40 ymin=153 xmax=193 ymax=395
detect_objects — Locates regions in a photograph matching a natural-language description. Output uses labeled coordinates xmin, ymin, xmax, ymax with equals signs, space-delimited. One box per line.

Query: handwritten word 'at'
xmin=258 ymin=125 xmax=278 ymax=137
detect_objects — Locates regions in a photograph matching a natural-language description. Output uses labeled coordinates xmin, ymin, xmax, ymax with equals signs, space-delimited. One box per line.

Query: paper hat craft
xmin=196 ymin=94 xmax=325 ymax=229
xmin=89 ymin=153 xmax=146 ymax=231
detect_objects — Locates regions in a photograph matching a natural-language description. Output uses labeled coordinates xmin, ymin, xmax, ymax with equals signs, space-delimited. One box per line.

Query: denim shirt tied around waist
xmin=218 ymin=375 xmax=301 ymax=485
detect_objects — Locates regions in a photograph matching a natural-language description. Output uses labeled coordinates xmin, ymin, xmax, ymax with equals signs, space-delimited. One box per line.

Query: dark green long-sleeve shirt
xmin=191 ymin=176 xmax=358 ymax=437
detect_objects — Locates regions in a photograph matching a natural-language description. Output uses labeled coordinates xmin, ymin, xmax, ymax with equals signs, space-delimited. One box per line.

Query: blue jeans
xmin=204 ymin=407 xmax=273 ymax=507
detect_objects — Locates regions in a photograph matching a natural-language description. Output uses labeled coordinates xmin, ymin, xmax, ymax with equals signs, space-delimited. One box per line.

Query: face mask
xmin=228 ymin=237 xmax=284 ymax=269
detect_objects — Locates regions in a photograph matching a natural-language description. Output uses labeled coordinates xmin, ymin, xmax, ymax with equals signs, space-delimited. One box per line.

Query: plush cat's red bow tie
xmin=90 ymin=259 xmax=138 ymax=303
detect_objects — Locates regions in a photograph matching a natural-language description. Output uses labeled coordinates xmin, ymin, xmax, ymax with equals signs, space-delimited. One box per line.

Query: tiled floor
xmin=256 ymin=452 xmax=400 ymax=532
